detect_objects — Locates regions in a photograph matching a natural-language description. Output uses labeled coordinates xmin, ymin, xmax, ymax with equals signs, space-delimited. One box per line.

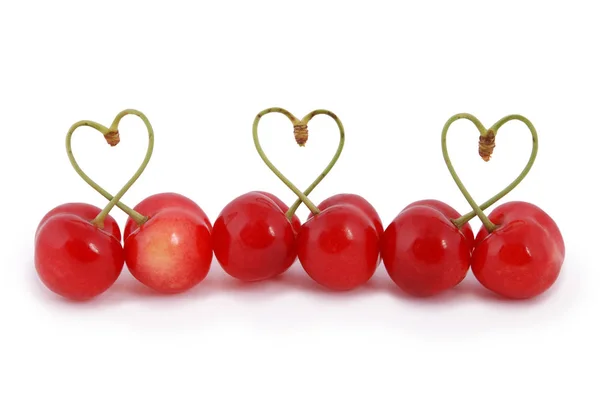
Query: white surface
xmin=1 ymin=1 xmax=598 ymax=400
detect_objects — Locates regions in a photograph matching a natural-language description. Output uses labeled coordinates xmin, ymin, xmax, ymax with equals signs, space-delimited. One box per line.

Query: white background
xmin=1 ymin=1 xmax=598 ymax=400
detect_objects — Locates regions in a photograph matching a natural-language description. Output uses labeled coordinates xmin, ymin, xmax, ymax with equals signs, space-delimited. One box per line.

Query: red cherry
xmin=255 ymin=191 xmax=302 ymax=234
xmin=124 ymin=192 xmax=211 ymax=239
xmin=471 ymin=201 xmax=565 ymax=299
xmin=308 ymin=193 xmax=383 ymax=237
xmin=380 ymin=205 xmax=471 ymax=297
xmin=124 ymin=208 xmax=212 ymax=294
xmin=403 ymin=199 xmax=474 ymax=248
xmin=34 ymin=214 xmax=124 ymax=301
xmin=36 ymin=202 xmax=121 ymax=242
xmin=297 ymin=204 xmax=379 ymax=291
xmin=212 ymin=192 xmax=296 ymax=281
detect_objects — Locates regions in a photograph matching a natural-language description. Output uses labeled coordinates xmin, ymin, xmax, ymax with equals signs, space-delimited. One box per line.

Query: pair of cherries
xmin=34 ymin=110 xmax=213 ymax=300
xmin=35 ymin=192 xmax=213 ymax=300
xmin=212 ymin=108 xmax=383 ymax=290
xmin=381 ymin=114 xmax=564 ymax=299
xmin=213 ymin=191 xmax=383 ymax=290
xmin=381 ymin=199 xmax=564 ymax=299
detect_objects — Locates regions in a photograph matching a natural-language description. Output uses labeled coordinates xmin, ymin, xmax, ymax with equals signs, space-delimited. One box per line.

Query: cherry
xmin=402 ymin=199 xmax=474 ymax=249
xmin=125 ymin=208 xmax=213 ymax=294
xmin=471 ymin=201 xmax=565 ymax=299
xmin=308 ymin=193 xmax=383 ymax=237
xmin=212 ymin=191 xmax=296 ymax=281
xmin=35 ymin=213 xmax=124 ymax=301
xmin=298 ymin=203 xmax=379 ymax=291
xmin=124 ymin=192 xmax=211 ymax=239
xmin=381 ymin=204 xmax=471 ymax=296
xmin=36 ymin=202 xmax=121 ymax=242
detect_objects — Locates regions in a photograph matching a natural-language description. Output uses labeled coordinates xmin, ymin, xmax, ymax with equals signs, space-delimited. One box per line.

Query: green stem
xmin=253 ymin=107 xmax=320 ymax=216
xmin=66 ymin=120 xmax=144 ymax=224
xmin=286 ymin=109 xmax=345 ymax=218
xmin=64 ymin=110 xmax=153 ymax=228
xmin=91 ymin=109 xmax=154 ymax=228
xmin=443 ymin=113 xmax=539 ymax=232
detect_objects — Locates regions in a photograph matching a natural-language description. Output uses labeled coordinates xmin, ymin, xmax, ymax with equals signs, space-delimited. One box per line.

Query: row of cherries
xmin=34 ymin=108 xmax=565 ymax=302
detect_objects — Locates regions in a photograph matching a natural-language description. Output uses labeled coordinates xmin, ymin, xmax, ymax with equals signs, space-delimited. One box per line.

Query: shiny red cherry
xmin=34 ymin=214 xmax=124 ymax=301
xmin=123 ymin=192 xmax=211 ymax=239
xmin=297 ymin=204 xmax=379 ymax=291
xmin=380 ymin=204 xmax=471 ymax=297
xmin=36 ymin=202 xmax=121 ymax=241
xmin=212 ymin=192 xmax=296 ymax=281
xmin=255 ymin=191 xmax=302 ymax=234
xmin=471 ymin=201 xmax=565 ymax=299
xmin=124 ymin=208 xmax=213 ymax=294
xmin=307 ymin=193 xmax=383 ymax=237
xmin=402 ymin=199 xmax=474 ymax=249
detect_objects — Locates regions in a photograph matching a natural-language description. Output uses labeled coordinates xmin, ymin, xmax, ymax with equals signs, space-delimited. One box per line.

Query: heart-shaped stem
xmin=442 ymin=113 xmax=539 ymax=233
xmin=252 ymin=107 xmax=345 ymax=220
xmin=66 ymin=120 xmax=142 ymax=223
xmin=253 ymin=108 xmax=319 ymax=216
xmin=65 ymin=109 xmax=154 ymax=228
xmin=286 ymin=109 xmax=345 ymax=218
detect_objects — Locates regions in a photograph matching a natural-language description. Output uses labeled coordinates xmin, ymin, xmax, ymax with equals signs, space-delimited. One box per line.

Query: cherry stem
xmin=286 ymin=109 xmax=345 ymax=218
xmin=65 ymin=109 xmax=154 ymax=228
xmin=252 ymin=107 xmax=345 ymax=220
xmin=66 ymin=120 xmax=142 ymax=223
xmin=442 ymin=113 xmax=539 ymax=233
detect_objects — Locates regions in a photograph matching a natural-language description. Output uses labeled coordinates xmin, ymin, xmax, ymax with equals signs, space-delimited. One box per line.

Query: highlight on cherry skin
xmin=471 ymin=201 xmax=565 ymax=300
xmin=211 ymin=191 xmax=297 ymax=282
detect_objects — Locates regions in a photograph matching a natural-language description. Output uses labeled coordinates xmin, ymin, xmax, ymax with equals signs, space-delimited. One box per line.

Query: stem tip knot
xmin=294 ymin=124 xmax=308 ymax=147
xmin=105 ymin=130 xmax=120 ymax=147
xmin=479 ymin=129 xmax=496 ymax=162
